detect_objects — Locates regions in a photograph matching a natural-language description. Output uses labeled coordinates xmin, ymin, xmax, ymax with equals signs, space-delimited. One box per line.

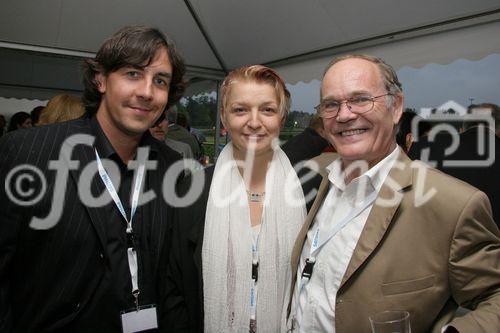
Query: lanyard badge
xmin=250 ymin=232 xmax=260 ymax=321
xmin=95 ymin=149 xmax=158 ymax=332
xmin=291 ymin=190 xmax=379 ymax=332
xmin=94 ymin=149 xmax=146 ymax=305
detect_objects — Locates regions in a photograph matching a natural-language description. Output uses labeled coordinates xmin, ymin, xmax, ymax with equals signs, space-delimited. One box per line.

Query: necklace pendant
xmin=248 ymin=191 xmax=265 ymax=202
xmin=249 ymin=193 xmax=262 ymax=202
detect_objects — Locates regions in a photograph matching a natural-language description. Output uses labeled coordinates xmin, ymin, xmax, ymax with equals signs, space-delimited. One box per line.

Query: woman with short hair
xmin=165 ymin=65 xmax=312 ymax=332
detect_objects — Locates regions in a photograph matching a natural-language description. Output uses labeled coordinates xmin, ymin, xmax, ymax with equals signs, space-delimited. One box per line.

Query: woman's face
xmin=222 ymin=80 xmax=283 ymax=160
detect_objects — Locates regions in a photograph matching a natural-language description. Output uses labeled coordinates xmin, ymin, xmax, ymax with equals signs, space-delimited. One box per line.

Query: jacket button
xmin=75 ymin=302 xmax=81 ymax=310
xmin=99 ymin=252 xmax=104 ymax=259
xmin=336 ymin=299 xmax=343 ymax=304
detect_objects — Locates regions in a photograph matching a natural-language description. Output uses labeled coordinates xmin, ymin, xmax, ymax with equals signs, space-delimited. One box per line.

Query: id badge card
xmin=121 ymin=304 xmax=158 ymax=333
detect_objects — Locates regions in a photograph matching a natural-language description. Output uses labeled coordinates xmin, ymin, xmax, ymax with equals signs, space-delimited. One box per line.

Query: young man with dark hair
xmin=0 ymin=25 xmax=185 ymax=332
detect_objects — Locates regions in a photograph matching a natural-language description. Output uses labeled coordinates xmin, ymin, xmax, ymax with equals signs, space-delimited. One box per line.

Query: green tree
xmin=177 ymin=95 xmax=217 ymax=128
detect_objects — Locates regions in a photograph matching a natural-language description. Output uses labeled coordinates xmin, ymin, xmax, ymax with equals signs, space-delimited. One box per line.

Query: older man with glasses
xmin=287 ymin=54 xmax=500 ymax=333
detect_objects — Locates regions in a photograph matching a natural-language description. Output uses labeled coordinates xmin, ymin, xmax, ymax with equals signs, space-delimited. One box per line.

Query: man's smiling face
xmin=321 ymin=58 xmax=402 ymax=168
xmin=96 ymin=46 xmax=172 ymax=139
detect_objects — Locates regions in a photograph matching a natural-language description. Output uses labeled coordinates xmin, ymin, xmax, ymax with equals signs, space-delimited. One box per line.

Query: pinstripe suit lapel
xmin=67 ymin=119 xmax=108 ymax=250
xmin=291 ymin=176 xmax=330 ymax=282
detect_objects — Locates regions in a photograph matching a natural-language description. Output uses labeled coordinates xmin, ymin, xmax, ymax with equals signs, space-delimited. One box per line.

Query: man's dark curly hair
xmin=82 ymin=25 xmax=186 ymax=115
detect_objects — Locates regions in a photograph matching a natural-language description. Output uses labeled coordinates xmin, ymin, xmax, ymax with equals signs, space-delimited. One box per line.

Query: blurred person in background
xmin=395 ymin=108 xmax=428 ymax=153
xmin=150 ymin=111 xmax=194 ymax=160
xmin=190 ymin=126 xmax=206 ymax=145
xmin=166 ymin=108 xmax=201 ymax=158
xmin=7 ymin=111 xmax=32 ymax=132
xmin=30 ymin=105 xmax=45 ymax=126
xmin=0 ymin=115 xmax=5 ymax=137
xmin=149 ymin=111 xmax=169 ymax=141
xmin=495 ymin=104 xmax=500 ymax=137
xmin=281 ymin=114 xmax=331 ymax=163
xmin=408 ymin=103 xmax=499 ymax=226
xmin=396 ymin=109 xmax=417 ymax=153
xmin=37 ymin=94 xmax=86 ymax=125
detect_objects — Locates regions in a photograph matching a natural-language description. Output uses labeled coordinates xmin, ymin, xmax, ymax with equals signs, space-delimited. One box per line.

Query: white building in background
xmin=419 ymin=100 xmax=468 ymax=118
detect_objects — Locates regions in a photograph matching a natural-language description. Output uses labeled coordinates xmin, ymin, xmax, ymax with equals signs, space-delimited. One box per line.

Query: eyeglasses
xmin=315 ymin=93 xmax=392 ymax=119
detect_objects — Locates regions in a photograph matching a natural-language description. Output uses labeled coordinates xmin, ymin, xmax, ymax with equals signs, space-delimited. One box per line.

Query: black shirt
xmin=73 ymin=116 xmax=158 ymax=332
xmin=281 ymin=127 xmax=330 ymax=163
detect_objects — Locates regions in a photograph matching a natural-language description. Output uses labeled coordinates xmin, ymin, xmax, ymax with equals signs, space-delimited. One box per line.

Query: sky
xmin=286 ymin=53 xmax=500 ymax=115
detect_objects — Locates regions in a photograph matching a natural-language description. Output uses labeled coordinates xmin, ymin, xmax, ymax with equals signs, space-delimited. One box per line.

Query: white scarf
xmin=203 ymin=143 xmax=306 ymax=333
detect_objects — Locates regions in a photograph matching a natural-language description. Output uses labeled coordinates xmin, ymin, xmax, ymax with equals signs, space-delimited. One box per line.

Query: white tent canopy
xmin=0 ymin=0 xmax=499 ymax=90
xmin=275 ymin=19 xmax=500 ymax=84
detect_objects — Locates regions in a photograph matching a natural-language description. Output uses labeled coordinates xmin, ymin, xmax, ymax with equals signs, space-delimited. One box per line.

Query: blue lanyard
xmin=94 ymin=148 xmax=146 ymax=307
xmin=94 ymin=149 xmax=146 ymax=232
xmin=290 ymin=188 xmax=378 ymax=330
xmin=298 ymin=189 xmax=378 ymax=291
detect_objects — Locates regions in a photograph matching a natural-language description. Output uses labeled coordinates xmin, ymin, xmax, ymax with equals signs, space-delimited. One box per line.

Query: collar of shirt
xmin=325 ymin=146 xmax=400 ymax=205
xmin=90 ymin=116 xmax=116 ymax=160
xmin=90 ymin=116 xmax=159 ymax=167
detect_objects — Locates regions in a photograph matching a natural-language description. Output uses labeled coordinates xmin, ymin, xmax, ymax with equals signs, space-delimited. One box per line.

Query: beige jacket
xmin=289 ymin=150 xmax=500 ymax=333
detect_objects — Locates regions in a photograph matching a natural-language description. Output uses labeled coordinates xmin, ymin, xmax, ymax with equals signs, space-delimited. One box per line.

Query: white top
xmin=293 ymin=147 xmax=399 ymax=333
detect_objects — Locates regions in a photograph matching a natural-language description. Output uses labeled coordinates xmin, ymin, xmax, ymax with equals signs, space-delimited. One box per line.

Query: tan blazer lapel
xmin=287 ymin=166 xmax=331 ymax=316
xmin=291 ymin=177 xmax=330 ymax=277
xmin=340 ymin=151 xmax=413 ymax=288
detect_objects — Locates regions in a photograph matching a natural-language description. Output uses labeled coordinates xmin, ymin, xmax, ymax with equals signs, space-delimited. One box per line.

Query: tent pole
xmin=183 ymin=0 xmax=228 ymax=74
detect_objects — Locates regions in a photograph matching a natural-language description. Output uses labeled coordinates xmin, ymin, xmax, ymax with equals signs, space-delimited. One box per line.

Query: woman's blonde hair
xmin=220 ymin=65 xmax=290 ymax=119
xmin=38 ymin=95 xmax=86 ymax=125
